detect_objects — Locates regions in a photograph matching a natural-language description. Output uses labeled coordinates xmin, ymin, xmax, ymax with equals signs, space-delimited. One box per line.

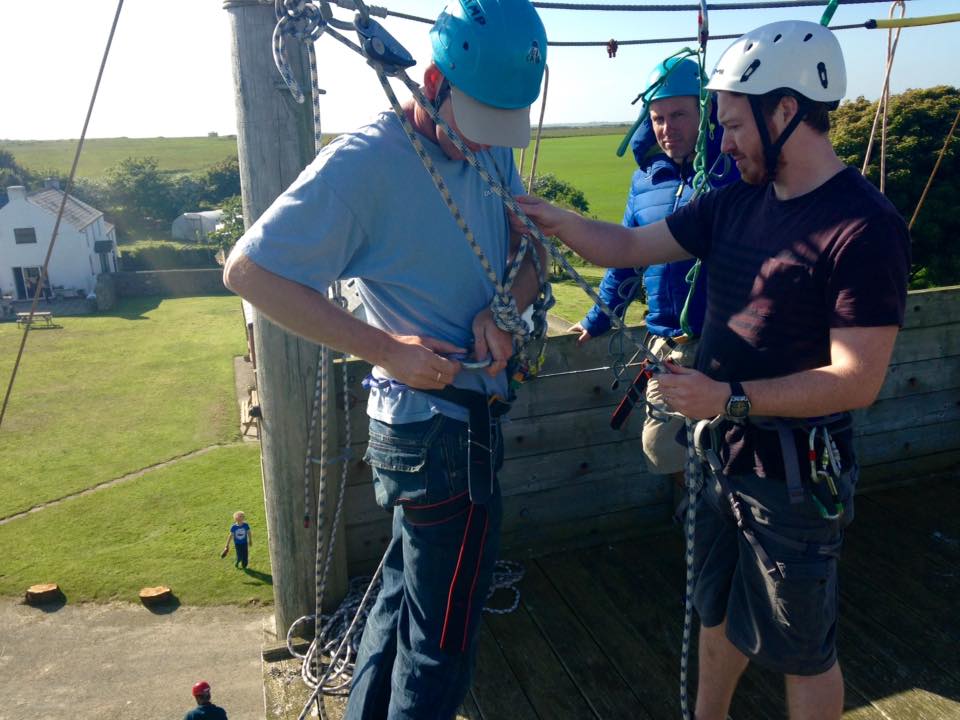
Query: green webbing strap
xmin=678 ymin=260 xmax=702 ymax=338
xmin=820 ymin=0 xmax=841 ymax=26
xmin=678 ymin=33 xmax=713 ymax=338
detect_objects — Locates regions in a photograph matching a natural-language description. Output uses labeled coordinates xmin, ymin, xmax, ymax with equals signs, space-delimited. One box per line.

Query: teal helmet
xmin=646 ymin=57 xmax=704 ymax=101
xmin=616 ymin=55 xmax=703 ymax=157
xmin=430 ymin=0 xmax=547 ymax=147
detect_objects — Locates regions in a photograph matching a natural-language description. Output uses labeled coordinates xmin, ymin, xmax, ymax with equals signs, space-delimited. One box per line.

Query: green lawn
xmin=549 ymin=263 xmax=647 ymax=327
xmin=0 ymin=136 xmax=243 ymax=178
xmin=0 ymin=444 xmax=272 ymax=605
xmin=518 ymin=134 xmax=637 ymax=223
xmin=0 ymin=296 xmax=247 ymax=518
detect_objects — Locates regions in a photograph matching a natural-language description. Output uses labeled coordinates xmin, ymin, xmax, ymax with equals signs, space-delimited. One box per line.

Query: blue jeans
xmin=345 ymin=414 xmax=503 ymax=720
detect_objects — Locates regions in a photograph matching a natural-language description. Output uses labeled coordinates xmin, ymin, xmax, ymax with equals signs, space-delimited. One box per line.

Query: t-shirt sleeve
xmin=827 ymin=212 xmax=911 ymax=328
xmin=664 ymin=188 xmax=718 ymax=260
xmin=231 ymin=164 xmax=369 ymax=294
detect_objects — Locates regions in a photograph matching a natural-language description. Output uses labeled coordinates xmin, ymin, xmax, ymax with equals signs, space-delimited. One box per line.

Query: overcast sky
xmin=1 ymin=0 xmax=957 ymax=141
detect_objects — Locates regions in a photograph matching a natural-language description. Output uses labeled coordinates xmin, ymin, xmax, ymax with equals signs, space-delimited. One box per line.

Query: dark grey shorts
xmin=692 ymin=468 xmax=857 ymax=676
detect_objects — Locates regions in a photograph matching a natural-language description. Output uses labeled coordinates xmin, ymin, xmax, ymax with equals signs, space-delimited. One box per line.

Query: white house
xmin=0 ymin=183 xmax=118 ymax=300
xmin=171 ymin=209 xmax=223 ymax=242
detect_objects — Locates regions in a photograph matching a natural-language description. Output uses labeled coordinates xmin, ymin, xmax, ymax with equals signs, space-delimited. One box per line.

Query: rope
xmin=526 ymin=65 xmax=552 ymax=193
xmin=861 ymin=1 xmax=905 ymax=192
xmin=533 ymin=0 xmax=906 ymax=10
xmin=679 ymin=420 xmax=705 ymax=720
xmin=908 ymin=105 xmax=960 ymax=232
xmin=0 ymin=0 xmax=125 ymax=432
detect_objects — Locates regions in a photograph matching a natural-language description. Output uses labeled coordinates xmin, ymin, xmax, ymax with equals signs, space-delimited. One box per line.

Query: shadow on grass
xmin=26 ymin=595 xmax=67 ymax=613
xmin=242 ymin=567 xmax=273 ymax=586
xmin=97 ymin=296 xmax=163 ymax=320
xmin=143 ymin=594 xmax=182 ymax=615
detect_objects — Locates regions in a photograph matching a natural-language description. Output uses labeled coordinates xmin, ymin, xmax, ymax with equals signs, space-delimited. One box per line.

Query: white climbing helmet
xmin=706 ymin=20 xmax=846 ymax=106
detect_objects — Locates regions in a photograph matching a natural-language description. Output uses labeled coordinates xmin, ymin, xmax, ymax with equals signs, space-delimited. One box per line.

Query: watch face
xmin=727 ymin=397 xmax=750 ymax=418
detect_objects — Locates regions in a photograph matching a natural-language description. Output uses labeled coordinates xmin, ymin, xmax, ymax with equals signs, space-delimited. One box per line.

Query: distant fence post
xmin=224 ymin=0 xmax=348 ymax=636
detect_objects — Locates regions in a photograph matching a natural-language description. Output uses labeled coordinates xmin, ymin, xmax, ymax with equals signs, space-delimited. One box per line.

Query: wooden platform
xmin=461 ymin=471 xmax=960 ymax=720
xmin=267 ymin=470 xmax=960 ymax=719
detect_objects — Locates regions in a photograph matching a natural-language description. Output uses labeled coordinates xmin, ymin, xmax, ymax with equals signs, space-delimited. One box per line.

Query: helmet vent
xmin=745 ymin=41 xmax=754 ymax=52
xmin=740 ymin=58 xmax=760 ymax=83
xmin=818 ymin=61 xmax=829 ymax=88
xmin=773 ymin=34 xmax=782 ymax=43
xmin=803 ymin=32 xmax=813 ymax=41
xmin=463 ymin=41 xmax=470 ymax=51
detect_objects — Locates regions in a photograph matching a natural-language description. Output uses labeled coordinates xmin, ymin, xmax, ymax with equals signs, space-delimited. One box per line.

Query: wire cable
xmin=534 ymin=0 xmax=908 ymax=11
xmin=0 ymin=0 xmax=125 ymax=432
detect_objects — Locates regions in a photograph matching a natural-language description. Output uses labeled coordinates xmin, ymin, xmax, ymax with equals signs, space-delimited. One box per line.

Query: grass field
xmin=0 ymin=296 xmax=247 ymax=519
xmin=0 ymin=136 xmax=243 ymax=178
xmin=0 ymin=443 xmax=272 ymax=605
xmin=519 ymin=133 xmax=636 ymax=223
xmin=3 ymin=129 xmax=637 ymax=226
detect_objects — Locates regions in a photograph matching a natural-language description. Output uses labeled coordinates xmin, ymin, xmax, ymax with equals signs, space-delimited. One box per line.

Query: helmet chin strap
xmin=747 ymin=93 xmax=811 ymax=180
xmin=433 ymin=77 xmax=452 ymax=113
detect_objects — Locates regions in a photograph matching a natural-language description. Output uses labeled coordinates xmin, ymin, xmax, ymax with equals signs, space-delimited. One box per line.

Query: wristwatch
xmin=725 ymin=381 xmax=751 ymax=419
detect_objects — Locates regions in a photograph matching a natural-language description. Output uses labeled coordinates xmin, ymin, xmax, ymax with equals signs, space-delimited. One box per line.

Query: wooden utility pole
xmin=224 ymin=0 xmax=348 ymax=636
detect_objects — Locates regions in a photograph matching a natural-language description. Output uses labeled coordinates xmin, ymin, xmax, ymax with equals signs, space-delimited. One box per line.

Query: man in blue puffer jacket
xmin=570 ymin=56 xmax=737 ymax=482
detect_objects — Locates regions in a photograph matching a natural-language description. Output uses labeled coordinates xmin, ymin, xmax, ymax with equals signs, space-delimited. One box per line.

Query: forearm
xmin=224 ymin=253 xmax=395 ymax=367
xmin=550 ymin=213 xmax=690 ymax=269
xmin=744 ymin=366 xmax=881 ymax=419
xmin=744 ymin=326 xmax=897 ymax=417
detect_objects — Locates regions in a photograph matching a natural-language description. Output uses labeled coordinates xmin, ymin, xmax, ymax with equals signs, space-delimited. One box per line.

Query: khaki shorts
xmin=642 ymin=335 xmax=698 ymax=474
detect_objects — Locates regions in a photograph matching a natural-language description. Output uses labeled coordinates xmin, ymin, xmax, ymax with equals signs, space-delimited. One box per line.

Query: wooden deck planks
xmin=465 ymin=473 xmax=960 ymax=719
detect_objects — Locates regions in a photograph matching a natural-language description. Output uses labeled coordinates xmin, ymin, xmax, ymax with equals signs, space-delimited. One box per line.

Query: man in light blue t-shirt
xmin=224 ymin=1 xmax=548 ymax=716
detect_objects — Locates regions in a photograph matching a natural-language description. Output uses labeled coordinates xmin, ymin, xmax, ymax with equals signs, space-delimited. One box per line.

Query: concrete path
xmin=0 ymin=599 xmax=268 ymax=720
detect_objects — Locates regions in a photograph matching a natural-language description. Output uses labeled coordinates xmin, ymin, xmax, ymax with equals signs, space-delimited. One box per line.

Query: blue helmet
xmin=646 ymin=57 xmax=703 ymax=102
xmin=430 ymin=0 xmax=547 ymax=111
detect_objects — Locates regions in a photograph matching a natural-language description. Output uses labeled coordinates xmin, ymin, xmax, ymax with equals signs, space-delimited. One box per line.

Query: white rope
xmin=861 ymin=0 xmax=906 ymax=191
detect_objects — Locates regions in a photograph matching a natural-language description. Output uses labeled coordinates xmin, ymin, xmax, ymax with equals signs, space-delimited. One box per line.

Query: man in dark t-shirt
xmin=517 ymin=20 xmax=909 ymax=720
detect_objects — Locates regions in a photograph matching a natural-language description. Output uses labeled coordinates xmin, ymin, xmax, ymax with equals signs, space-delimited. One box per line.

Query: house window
xmin=14 ymin=228 xmax=37 ymax=244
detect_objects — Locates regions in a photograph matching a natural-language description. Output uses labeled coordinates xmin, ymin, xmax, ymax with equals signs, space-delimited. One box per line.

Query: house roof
xmin=27 ymin=189 xmax=102 ymax=230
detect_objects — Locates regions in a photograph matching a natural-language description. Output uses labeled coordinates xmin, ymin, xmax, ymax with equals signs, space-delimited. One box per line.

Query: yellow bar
xmin=868 ymin=13 xmax=960 ymax=29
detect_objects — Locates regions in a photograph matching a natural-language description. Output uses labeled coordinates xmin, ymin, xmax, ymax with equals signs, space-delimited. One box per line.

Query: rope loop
xmin=490 ymin=292 xmax=529 ymax=340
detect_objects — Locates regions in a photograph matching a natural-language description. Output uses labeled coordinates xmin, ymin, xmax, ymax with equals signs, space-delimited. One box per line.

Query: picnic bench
xmin=16 ymin=311 xmax=55 ymax=328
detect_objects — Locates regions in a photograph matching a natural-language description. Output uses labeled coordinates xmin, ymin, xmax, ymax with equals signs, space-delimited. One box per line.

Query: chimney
xmin=6 ymin=186 xmax=27 ymax=202
xmin=43 ymin=178 xmax=61 ymax=190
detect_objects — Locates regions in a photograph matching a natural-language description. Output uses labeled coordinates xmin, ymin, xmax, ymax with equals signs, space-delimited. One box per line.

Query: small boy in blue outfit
xmin=223 ymin=511 xmax=251 ymax=569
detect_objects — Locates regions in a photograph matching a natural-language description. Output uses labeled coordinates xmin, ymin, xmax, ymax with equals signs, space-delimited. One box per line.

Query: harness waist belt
xmin=421 ymin=386 xmax=509 ymax=505
xmin=749 ymin=414 xmax=851 ymax=505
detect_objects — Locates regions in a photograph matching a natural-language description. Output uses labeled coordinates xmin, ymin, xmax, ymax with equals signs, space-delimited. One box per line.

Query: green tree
xmin=106 ymin=156 xmax=178 ymax=223
xmin=206 ymin=195 xmax=245 ymax=257
xmin=831 ymin=86 xmax=960 ymax=287
xmin=0 ymin=150 xmax=36 ymax=206
xmin=529 ymin=173 xmax=591 ymax=278
xmin=198 ymin=156 xmax=241 ymax=205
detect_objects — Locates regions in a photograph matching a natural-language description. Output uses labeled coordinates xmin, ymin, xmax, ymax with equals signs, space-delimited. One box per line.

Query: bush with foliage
xmin=0 ymin=150 xmax=36 ymax=206
xmin=831 ymin=86 xmax=960 ymax=288
xmin=529 ymin=173 xmax=593 ymax=278
xmin=119 ymin=242 xmax=220 ymax=271
xmin=206 ymin=195 xmax=245 ymax=256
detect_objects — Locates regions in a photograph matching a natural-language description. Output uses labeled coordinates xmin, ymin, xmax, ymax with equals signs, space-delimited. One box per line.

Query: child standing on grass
xmin=223 ymin=511 xmax=251 ymax=569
